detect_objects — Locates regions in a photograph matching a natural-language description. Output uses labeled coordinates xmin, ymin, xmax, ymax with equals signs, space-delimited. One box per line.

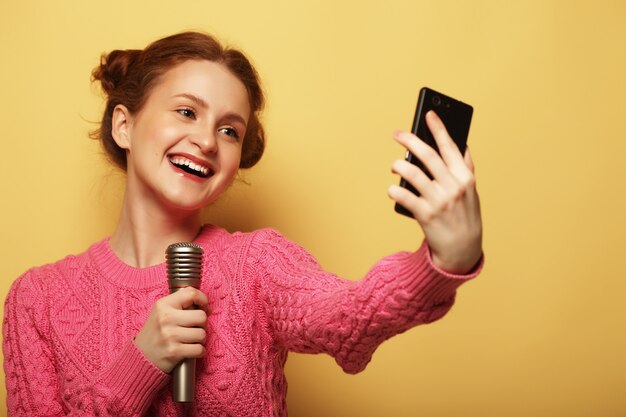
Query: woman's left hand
xmin=388 ymin=110 xmax=483 ymax=275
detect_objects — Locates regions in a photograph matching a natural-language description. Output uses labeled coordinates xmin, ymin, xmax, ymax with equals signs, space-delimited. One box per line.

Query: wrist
xmin=430 ymin=246 xmax=482 ymax=275
xmin=134 ymin=333 xmax=174 ymax=374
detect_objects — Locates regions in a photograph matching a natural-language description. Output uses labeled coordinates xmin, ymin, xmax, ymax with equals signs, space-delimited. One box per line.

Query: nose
xmin=190 ymin=128 xmax=217 ymax=154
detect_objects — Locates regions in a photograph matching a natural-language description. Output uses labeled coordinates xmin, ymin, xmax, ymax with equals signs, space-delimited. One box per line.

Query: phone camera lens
xmin=432 ymin=96 xmax=441 ymax=106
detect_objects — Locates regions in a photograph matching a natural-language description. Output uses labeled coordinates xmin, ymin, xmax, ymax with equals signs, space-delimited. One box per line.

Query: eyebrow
xmin=222 ymin=112 xmax=248 ymax=130
xmin=173 ymin=93 xmax=248 ymax=128
xmin=174 ymin=93 xmax=209 ymax=109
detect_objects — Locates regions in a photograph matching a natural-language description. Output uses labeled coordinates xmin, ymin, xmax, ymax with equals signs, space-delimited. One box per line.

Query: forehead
xmin=147 ymin=59 xmax=250 ymax=118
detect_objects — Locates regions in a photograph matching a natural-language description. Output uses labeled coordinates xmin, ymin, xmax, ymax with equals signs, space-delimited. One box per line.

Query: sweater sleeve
xmin=249 ymin=229 xmax=482 ymax=374
xmin=2 ymin=270 xmax=169 ymax=417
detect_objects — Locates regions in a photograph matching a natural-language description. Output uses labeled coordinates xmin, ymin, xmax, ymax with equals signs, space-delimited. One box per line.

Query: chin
xmin=158 ymin=181 xmax=231 ymax=214
xmin=166 ymin=198 xmax=213 ymax=213
xmin=158 ymin=193 xmax=212 ymax=214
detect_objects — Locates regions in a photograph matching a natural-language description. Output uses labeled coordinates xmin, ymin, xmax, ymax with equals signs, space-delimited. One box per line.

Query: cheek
xmin=223 ymin=146 xmax=243 ymax=175
xmin=134 ymin=125 xmax=179 ymax=159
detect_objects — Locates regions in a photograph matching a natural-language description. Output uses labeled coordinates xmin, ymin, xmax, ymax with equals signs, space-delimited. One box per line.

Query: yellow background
xmin=1 ymin=1 xmax=625 ymax=416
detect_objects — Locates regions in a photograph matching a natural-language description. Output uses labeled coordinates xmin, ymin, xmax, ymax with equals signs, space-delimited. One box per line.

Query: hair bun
xmin=91 ymin=49 xmax=142 ymax=96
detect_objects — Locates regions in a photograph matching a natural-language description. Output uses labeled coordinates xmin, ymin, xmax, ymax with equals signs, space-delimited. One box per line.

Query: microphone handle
xmin=169 ymin=277 xmax=201 ymax=403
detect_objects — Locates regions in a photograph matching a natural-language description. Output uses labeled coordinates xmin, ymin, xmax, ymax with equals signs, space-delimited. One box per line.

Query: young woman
xmin=3 ymin=32 xmax=483 ymax=416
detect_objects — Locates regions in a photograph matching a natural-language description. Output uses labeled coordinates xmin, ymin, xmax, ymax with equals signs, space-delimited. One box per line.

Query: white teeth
xmin=169 ymin=156 xmax=210 ymax=176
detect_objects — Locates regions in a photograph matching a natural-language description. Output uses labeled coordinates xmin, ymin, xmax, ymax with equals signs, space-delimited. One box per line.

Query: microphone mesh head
xmin=166 ymin=243 xmax=203 ymax=284
xmin=166 ymin=242 xmax=203 ymax=254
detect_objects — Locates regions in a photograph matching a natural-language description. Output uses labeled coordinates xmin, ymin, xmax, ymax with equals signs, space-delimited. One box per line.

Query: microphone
xmin=166 ymin=242 xmax=204 ymax=403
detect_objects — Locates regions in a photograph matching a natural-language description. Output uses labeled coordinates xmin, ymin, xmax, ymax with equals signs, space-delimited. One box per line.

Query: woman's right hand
xmin=134 ymin=286 xmax=209 ymax=373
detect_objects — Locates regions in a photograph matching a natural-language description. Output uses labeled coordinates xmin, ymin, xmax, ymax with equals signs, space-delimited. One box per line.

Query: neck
xmin=109 ymin=190 xmax=203 ymax=268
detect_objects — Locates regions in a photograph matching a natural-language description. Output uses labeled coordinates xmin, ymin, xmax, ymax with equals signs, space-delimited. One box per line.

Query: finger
xmin=168 ymin=287 xmax=209 ymax=310
xmin=177 ymin=342 xmax=206 ymax=360
xmin=425 ymin=111 xmax=464 ymax=166
xmin=179 ymin=309 xmax=208 ymax=328
xmin=391 ymin=159 xmax=436 ymax=199
xmin=387 ymin=184 xmax=432 ymax=223
xmin=177 ymin=326 xmax=207 ymax=344
xmin=464 ymin=146 xmax=475 ymax=173
xmin=425 ymin=111 xmax=475 ymax=184
xmin=393 ymin=130 xmax=455 ymax=187
xmin=154 ymin=307 xmax=206 ymax=331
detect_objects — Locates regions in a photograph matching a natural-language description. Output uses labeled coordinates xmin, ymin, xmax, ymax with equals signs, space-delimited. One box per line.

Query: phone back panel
xmin=395 ymin=87 xmax=473 ymax=217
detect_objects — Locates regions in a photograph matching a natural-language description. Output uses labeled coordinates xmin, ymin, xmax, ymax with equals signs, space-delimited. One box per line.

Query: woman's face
xmin=116 ymin=59 xmax=250 ymax=213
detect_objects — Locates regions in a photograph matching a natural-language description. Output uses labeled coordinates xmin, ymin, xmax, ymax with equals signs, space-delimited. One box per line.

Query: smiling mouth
xmin=168 ymin=156 xmax=213 ymax=179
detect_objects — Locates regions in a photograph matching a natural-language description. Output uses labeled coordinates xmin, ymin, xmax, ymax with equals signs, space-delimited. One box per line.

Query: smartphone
xmin=394 ymin=87 xmax=473 ymax=218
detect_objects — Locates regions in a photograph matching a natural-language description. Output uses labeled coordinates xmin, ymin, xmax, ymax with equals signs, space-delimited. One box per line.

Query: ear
xmin=111 ymin=104 xmax=132 ymax=150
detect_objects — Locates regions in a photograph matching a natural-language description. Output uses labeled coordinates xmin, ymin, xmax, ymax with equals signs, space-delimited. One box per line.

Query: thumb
xmin=169 ymin=286 xmax=209 ymax=309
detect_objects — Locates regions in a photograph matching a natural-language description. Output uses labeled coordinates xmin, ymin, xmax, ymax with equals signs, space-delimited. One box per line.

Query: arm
xmin=250 ymin=229 xmax=481 ymax=374
xmin=2 ymin=271 xmax=168 ymax=417
xmin=250 ymin=113 xmax=483 ymax=373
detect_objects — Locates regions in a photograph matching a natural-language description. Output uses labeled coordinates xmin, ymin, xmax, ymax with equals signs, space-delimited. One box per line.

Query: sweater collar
xmin=88 ymin=225 xmax=218 ymax=289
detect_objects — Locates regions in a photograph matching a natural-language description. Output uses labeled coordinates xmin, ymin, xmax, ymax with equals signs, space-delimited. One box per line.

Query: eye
xmin=219 ymin=127 xmax=240 ymax=140
xmin=177 ymin=108 xmax=196 ymax=120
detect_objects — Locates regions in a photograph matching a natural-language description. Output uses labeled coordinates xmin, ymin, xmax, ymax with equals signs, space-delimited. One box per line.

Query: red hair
xmin=90 ymin=32 xmax=265 ymax=169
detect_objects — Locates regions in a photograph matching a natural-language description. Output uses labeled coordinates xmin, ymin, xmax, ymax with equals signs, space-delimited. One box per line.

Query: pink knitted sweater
xmin=3 ymin=225 xmax=481 ymax=416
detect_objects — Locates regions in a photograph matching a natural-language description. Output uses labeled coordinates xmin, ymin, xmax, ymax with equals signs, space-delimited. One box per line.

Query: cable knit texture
xmin=3 ymin=225 xmax=481 ymax=416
